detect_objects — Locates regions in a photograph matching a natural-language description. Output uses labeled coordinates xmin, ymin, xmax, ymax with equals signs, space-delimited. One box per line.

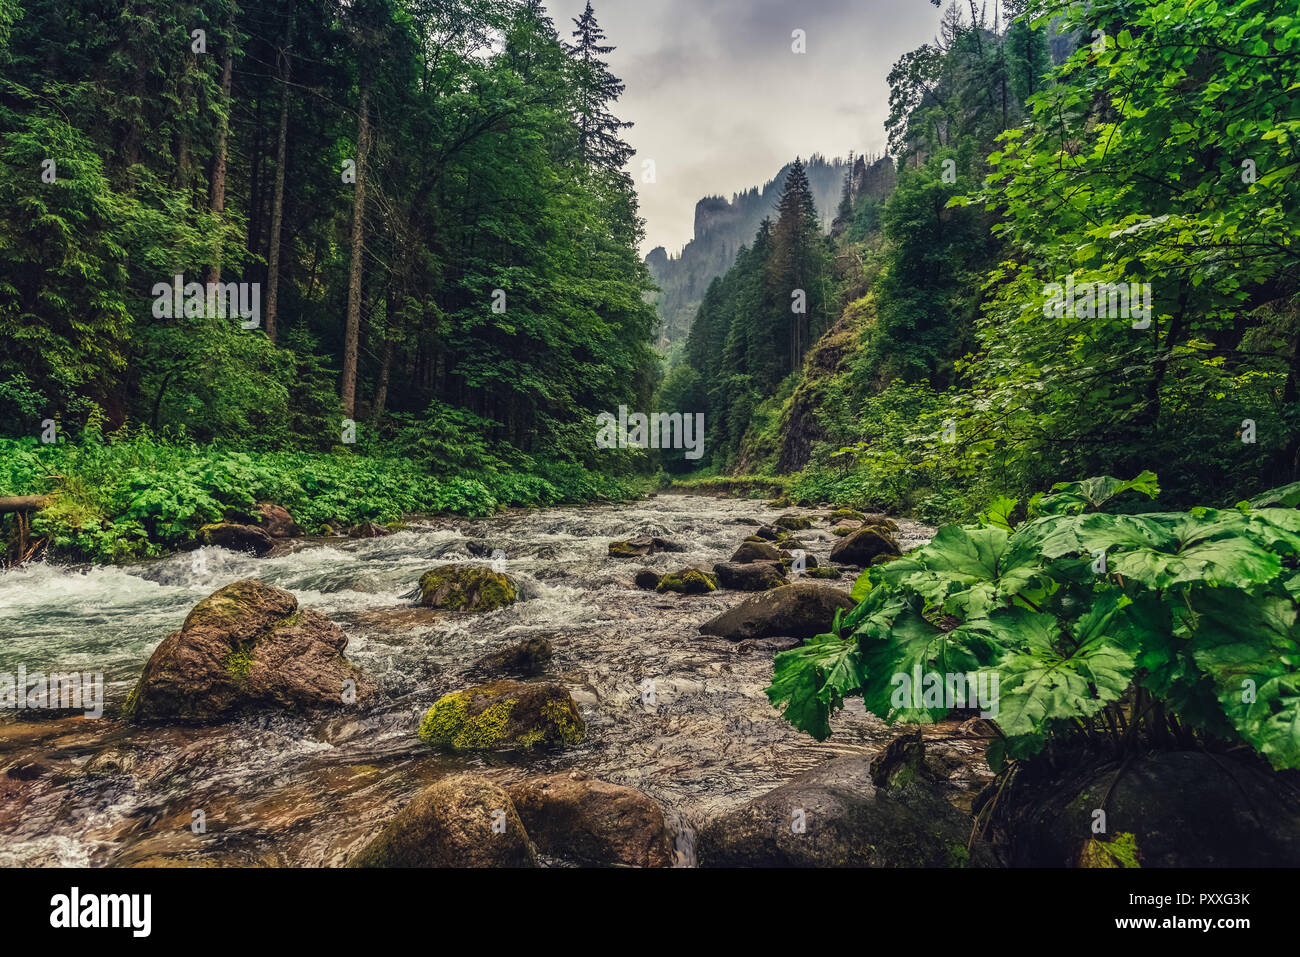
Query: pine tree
xmin=765 ymin=159 xmax=825 ymax=379
xmin=566 ymin=2 xmax=633 ymax=171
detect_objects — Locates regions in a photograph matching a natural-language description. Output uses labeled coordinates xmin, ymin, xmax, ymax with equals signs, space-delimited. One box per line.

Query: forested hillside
xmin=644 ymin=154 xmax=850 ymax=351
xmin=0 ymin=0 xmax=660 ymax=559
xmin=666 ymin=0 xmax=1300 ymax=522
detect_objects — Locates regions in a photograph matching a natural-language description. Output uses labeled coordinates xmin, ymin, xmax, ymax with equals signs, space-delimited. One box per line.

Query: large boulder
xmin=829 ymin=526 xmax=901 ymax=566
xmin=197 ymin=523 xmax=274 ymax=556
xmin=472 ymin=637 xmax=553 ymax=677
xmin=349 ymin=774 xmax=537 ymax=867
xmin=418 ymin=680 xmax=585 ymax=751
xmin=656 ymin=568 xmax=717 ymax=594
xmin=698 ymin=582 xmax=855 ymax=641
xmin=254 ymin=503 xmax=300 ymax=538
xmin=608 ymin=537 xmax=683 ymax=558
xmin=506 ymin=771 xmax=674 ymax=868
xmin=989 ymin=750 xmax=1300 ymax=867
xmin=126 ymin=580 xmax=372 ymax=722
xmin=774 ymin=514 xmax=813 ymax=531
xmin=713 ymin=561 xmax=789 ymax=592
xmin=730 ymin=540 xmax=783 ymax=564
xmin=697 ymin=747 xmax=983 ymax=867
xmin=417 ymin=564 xmax=517 ymax=611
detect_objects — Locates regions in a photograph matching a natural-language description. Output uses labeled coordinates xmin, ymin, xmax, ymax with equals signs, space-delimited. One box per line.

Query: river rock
xmin=697 ymin=750 xmax=981 ymax=867
xmin=656 ymin=568 xmax=717 ymax=594
xmin=861 ymin=514 xmax=899 ymax=531
xmin=472 ymin=637 xmax=552 ymax=676
xmin=349 ymin=774 xmax=537 ymax=867
xmin=608 ymin=536 xmax=684 ymax=557
xmin=349 ymin=521 xmax=392 ymax=538
xmin=730 ymin=540 xmax=783 ymax=564
xmin=802 ymin=566 xmax=843 ymax=580
xmin=990 ymin=750 xmax=1300 ymax=867
xmin=197 ymin=523 xmax=274 ymax=556
xmin=697 ymin=581 xmax=856 ymax=641
xmin=826 ymin=508 xmax=865 ymax=523
xmin=418 ymin=680 xmax=585 ymax=751
xmin=829 ymin=526 xmax=901 ymax=566
xmin=506 ymin=772 xmax=673 ymax=868
xmin=417 ymin=564 xmax=517 ymax=611
xmin=774 ymin=514 xmax=813 ymax=531
xmin=255 ymin=503 xmax=300 ymax=537
xmin=754 ymin=524 xmax=780 ymax=541
xmin=126 ymin=579 xmax=372 ymax=722
xmin=633 ymin=568 xmax=661 ymax=590
xmin=713 ymin=561 xmax=788 ymax=591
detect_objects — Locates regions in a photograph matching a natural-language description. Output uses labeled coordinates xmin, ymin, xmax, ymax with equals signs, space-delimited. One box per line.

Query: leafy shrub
xmin=768 ymin=472 xmax=1300 ymax=771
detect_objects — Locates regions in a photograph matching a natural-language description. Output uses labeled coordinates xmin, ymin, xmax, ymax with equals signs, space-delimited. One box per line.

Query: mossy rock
xmin=826 ymin=508 xmax=866 ymax=523
xmin=804 ymin=565 xmax=843 ymax=580
xmin=730 ymin=540 xmax=783 ymax=564
xmin=417 ymin=680 xmax=585 ymax=751
xmin=767 ymin=496 xmax=794 ymax=509
xmin=417 ymin=564 xmax=517 ymax=611
xmin=656 ymin=568 xmax=718 ymax=594
xmin=608 ymin=536 xmax=683 ymax=558
xmin=774 ymin=514 xmax=813 ymax=531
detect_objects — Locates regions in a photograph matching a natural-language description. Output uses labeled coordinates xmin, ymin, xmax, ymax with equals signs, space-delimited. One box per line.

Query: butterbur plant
xmin=768 ymin=471 xmax=1300 ymax=773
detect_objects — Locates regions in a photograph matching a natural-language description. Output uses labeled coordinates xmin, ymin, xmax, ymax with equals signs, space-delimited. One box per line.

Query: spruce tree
xmin=566 ymin=2 xmax=633 ymax=171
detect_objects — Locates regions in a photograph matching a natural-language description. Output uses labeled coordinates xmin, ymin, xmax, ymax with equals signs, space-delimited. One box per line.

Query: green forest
xmin=0 ymin=0 xmax=658 ymax=560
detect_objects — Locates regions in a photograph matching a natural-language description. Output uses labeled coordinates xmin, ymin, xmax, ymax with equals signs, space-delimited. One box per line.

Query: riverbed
xmin=0 ymin=493 xmax=986 ymax=867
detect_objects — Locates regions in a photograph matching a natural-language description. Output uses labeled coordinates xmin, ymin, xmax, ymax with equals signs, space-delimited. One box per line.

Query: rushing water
xmin=0 ymin=493 xmax=964 ymax=867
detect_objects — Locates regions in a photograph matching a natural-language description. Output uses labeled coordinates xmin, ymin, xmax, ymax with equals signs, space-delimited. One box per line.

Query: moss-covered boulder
xmin=417 ymin=564 xmax=517 ymax=611
xmin=349 ymin=774 xmax=537 ymax=868
xmin=861 ymin=514 xmax=900 ymax=532
xmin=418 ymin=680 xmax=585 ymax=751
xmin=656 ymin=568 xmax=717 ymax=594
xmin=825 ymin=508 xmax=865 ymax=523
xmin=803 ymin=565 xmax=843 ymax=580
xmin=730 ymin=540 xmax=783 ymax=564
xmin=697 ymin=581 xmax=856 ymax=641
xmin=197 ymin=523 xmax=274 ymax=556
xmin=472 ymin=637 xmax=553 ymax=677
xmin=126 ymin=579 xmax=373 ymax=722
xmin=697 ymin=748 xmax=990 ymax=868
xmin=774 ymin=514 xmax=813 ymax=531
xmin=989 ymin=750 xmax=1300 ymax=867
xmin=608 ymin=536 xmax=683 ymax=558
xmin=829 ymin=526 xmax=902 ymax=566
xmin=713 ymin=561 xmax=788 ymax=591
xmin=507 ymin=771 xmax=674 ymax=868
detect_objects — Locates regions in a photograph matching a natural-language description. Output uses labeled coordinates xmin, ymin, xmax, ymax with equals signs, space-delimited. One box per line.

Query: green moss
xmin=539 ymin=697 xmax=586 ymax=746
xmin=656 ymin=568 xmax=717 ymax=594
xmin=452 ymin=699 xmax=516 ymax=749
xmin=1079 ymin=832 xmax=1141 ymax=868
xmin=223 ymin=648 xmax=255 ymax=682
xmin=417 ymin=691 xmax=469 ymax=744
xmin=805 ymin=566 xmax=842 ymax=579
xmin=417 ymin=565 xmax=517 ymax=611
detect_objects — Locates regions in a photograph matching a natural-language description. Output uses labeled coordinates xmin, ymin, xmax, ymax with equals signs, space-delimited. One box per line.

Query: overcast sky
xmin=547 ymin=0 xmax=945 ymax=256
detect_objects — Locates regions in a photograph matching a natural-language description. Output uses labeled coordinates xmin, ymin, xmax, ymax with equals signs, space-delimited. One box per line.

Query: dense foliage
xmin=666 ymin=0 xmax=1300 ymax=519
xmin=769 ymin=473 xmax=1300 ymax=771
xmin=0 ymin=0 xmax=657 ymax=457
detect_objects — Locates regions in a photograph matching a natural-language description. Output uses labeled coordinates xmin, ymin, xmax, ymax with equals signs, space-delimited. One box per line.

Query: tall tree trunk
xmin=264 ymin=3 xmax=295 ymax=343
xmin=341 ymin=80 xmax=371 ymax=419
xmin=204 ymin=10 xmax=236 ymax=287
xmin=372 ymin=340 xmax=393 ymax=423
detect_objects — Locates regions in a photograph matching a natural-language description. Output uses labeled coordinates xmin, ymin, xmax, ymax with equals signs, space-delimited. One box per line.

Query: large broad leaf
xmin=1248 ymin=481 xmax=1300 ymax=509
xmin=984 ymin=594 xmax=1136 ymax=753
xmin=857 ymin=601 xmax=1004 ymax=723
xmin=877 ymin=524 xmax=1042 ymax=619
xmin=1045 ymin=510 xmax=1283 ymax=588
xmin=766 ymin=632 xmax=865 ymax=741
xmin=1030 ymin=471 xmax=1160 ymax=516
xmin=1189 ymin=588 xmax=1300 ymax=770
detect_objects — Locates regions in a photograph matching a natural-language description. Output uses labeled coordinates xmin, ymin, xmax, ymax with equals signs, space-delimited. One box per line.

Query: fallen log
xmin=0 ymin=495 xmax=49 ymax=513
